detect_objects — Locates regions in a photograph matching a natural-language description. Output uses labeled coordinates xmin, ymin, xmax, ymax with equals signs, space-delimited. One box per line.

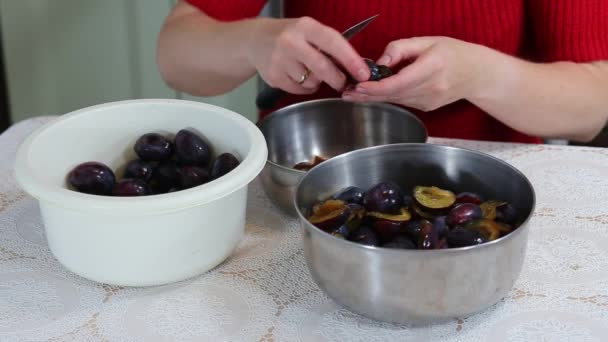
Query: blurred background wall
xmin=0 ymin=0 xmax=281 ymax=130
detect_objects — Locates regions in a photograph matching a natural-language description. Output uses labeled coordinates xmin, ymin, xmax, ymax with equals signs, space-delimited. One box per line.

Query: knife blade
xmin=255 ymin=14 xmax=379 ymax=111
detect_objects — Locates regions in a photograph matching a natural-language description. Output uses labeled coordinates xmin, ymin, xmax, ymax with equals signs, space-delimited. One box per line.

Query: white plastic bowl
xmin=14 ymin=99 xmax=268 ymax=286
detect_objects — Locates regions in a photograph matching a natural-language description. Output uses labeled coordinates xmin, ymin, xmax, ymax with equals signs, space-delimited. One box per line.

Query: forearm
xmin=157 ymin=3 xmax=260 ymax=96
xmin=470 ymin=47 xmax=608 ymax=142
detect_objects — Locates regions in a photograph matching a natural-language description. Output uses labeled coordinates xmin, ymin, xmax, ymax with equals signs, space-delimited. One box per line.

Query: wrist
xmin=466 ymin=44 xmax=521 ymax=106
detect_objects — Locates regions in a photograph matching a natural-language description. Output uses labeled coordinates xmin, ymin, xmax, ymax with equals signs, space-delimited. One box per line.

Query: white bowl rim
xmin=13 ymin=99 xmax=268 ymax=215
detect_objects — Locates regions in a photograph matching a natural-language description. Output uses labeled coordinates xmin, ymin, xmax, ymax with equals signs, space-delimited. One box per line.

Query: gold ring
xmin=297 ymin=68 xmax=310 ymax=84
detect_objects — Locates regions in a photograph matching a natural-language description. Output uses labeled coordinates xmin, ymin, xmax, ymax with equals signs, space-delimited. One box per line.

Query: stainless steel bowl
xmin=294 ymin=143 xmax=535 ymax=325
xmin=258 ymin=98 xmax=427 ymax=216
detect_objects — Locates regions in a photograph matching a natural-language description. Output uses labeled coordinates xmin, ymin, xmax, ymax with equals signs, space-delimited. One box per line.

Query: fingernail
xmin=357 ymin=68 xmax=369 ymax=81
xmin=377 ymin=55 xmax=391 ymax=65
xmin=342 ymin=94 xmax=353 ymax=100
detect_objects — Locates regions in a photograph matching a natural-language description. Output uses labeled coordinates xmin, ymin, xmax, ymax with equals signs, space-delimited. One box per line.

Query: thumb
xmin=376 ymin=37 xmax=436 ymax=67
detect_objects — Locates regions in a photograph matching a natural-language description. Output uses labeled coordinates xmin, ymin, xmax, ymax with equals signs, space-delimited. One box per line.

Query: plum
xmin=151 ymin=160 xmax=181 ymax=193
xmin=363 ymin=182 xmax=404 ymax=214
xmin=348 ymin=225 xmax=379 ymax=246
xmin=413 ymin=185 xmax=456 ymax=210
xmin=67 ymin=162 xmax=115 ymax=195
xmin=123 ymin=159 xmax=155 ymax=182
xmin=332 ymin=186 xmax=365 ymax=205
xmin=463 ymin=219 xmax=512 ymax=241
xmin=447 ymin=227 xmax=488 ymax=247
xmin=174 ymin=129 xmax=211 ymax=166
xmin=180 ymin=165 xmax=210 ymax=189
xmin=367 ymin=207 xmax=411 ymax=243
xmin=134 ymin=133 xmax=173 ymax=161
xmin=210 ymin=153 xmax=240 ymax=180
xmin=446 ymin=203 xmax=483 ymax=227
xmin=112 ymin=178 xmax=150 ymax=196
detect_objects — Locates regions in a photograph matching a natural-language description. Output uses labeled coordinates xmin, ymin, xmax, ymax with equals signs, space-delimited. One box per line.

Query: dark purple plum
xmin=433 ymin=216 xmax=449 ymax=239
xmin=363 ymin=182 xmax=404 ymax=214
xmin=383 ymin=235 xmax=416 ymax=249
xmin=447 ymin=227 xmax=488 ymax=247
xmin=446 ymin=203 xmax=483 ymax=227
xmin=134 ymin=133 xmax=173 ymax=161
xmin=174 ymin=129 xmax=211 ymax=166
xmin=455 ymin=192 xmax=484 ymax=205
xmin=180 ymin=166 xmax=210 ymax=189
xmin=496 ymin=203 xmax=518 ymax=225
xmin=151 ymin=160 xmax=181 ymax=193
xmin=210 ymin=153 xmax=240 ymax=180
xmin=112 ymin=178 xmax=150 ymax=196
xmin=67 ymin=162 xmax=115 ymax=195
xmin=332 ymin=186 xmax=365 ymax=205
xmin=348 ymin=225 xmax=379 ymax=246
xmin=418 ymin=218 xmax=440 ymax=249
xmin=403 ymin=219 xmax=431 ymax=240
xmin=364 ymin=58 xmax=393 ymax=81
xmin=123 ymin=159 xmax=155 ymax=182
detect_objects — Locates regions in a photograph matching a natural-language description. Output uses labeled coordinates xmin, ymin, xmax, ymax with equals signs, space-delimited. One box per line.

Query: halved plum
xmin=366 ymin=207 xmax=412 ymax=243
xmin=308 ymin=200 xmax=365 ymax=233
xmin=413 ymin=186 xmax=456 ymax=210
xmin=410 ymin=201 xmax=436 ymax=220
xmin=363 ymin=182 xmax=404 ymax=214
xmin=455 ymin=192 xmax=484 ymax=205
xmin=446 ymin=203 xmax=483 ymax=227
xmin=463 ymin=219 xmax=512 ymax=241
xmin=480 ymin=200 xmax=508 ymax=220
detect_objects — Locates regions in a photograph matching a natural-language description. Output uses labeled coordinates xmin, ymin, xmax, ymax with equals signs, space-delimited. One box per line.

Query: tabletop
xmin=1 ymin=116 xmax=607 ymax=342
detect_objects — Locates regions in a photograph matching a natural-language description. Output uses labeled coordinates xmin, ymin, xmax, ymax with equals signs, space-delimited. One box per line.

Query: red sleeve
xmin=527 ymin=0 xmax=608 ymax=62
xmin=185 ymin=0 xmax=267 ymax=21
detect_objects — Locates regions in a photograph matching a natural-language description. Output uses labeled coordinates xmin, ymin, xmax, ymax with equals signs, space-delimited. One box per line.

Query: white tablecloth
xmin=1 ymin=117 xmax=607 ymax=341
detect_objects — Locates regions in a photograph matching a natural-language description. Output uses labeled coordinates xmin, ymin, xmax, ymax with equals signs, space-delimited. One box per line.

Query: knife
xmin=255 ymin=14 xmax=379 ymax=111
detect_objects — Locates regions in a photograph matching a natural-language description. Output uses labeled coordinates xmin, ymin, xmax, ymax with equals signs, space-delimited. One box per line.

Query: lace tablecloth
xmin=1 ymin=117 xmax=608 ymax=342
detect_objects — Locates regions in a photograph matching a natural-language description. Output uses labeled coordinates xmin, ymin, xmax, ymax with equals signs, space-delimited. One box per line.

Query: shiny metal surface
xmin=294 ymin=144 xmax=536 ymax=325
xmin=258 ymin=99 xmax=427 ymax=216
xmin=341 ymin=14 xmax=378 ymax=40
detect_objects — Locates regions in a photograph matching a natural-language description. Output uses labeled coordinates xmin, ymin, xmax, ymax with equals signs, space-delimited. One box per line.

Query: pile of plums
xmin=67 ymin=129 xmax=240 ymax=196
xmin=306 ymin=182 xmax=521 ymax=249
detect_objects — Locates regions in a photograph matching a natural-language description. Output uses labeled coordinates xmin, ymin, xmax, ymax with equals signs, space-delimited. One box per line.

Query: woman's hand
xmin=249 ymin=17 xmax=370 ymax=95
xmin=342 ymin=37 xmax=490 ymax=111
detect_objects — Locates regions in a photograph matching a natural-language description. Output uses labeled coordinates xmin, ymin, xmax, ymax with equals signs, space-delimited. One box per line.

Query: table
xmin=1 ymin=117 xmax=607 ymax=342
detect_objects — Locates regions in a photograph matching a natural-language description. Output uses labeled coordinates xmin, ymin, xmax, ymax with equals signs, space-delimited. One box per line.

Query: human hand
xmin=248 ymin=17 xmax=370 ymax=95
xmin=342 ymin=37 xmax=492 ymax=111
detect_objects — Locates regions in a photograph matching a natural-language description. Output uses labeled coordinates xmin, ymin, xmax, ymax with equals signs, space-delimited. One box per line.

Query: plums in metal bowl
xmin=306 ymin=182 xmax=523 ymax=250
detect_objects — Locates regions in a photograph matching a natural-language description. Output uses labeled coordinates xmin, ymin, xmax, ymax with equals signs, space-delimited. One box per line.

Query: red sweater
xmin=185 ymin=0 xmax=608 ymax=143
